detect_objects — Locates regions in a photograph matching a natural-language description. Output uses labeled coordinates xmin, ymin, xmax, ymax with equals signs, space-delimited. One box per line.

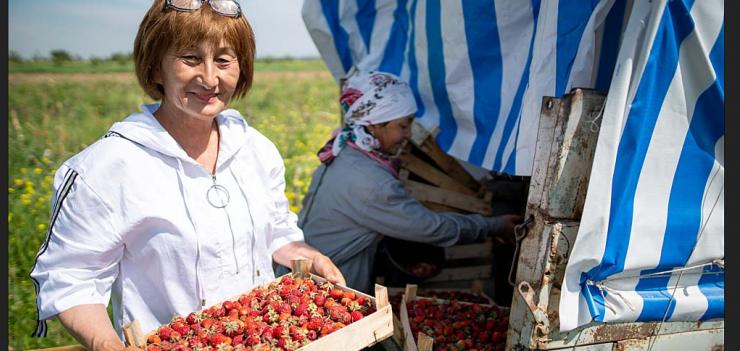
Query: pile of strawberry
xmin=389 ymin=290 xmax=491 ymax=315
xmin=145 ymin=275 xmax=375 ymax=351
xmin=406 ymin=298 xmax=508 ymax=351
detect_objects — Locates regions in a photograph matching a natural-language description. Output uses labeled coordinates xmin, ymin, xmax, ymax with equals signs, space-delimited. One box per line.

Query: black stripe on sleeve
xmin=29 ymin=169 xmax=78 ymax=337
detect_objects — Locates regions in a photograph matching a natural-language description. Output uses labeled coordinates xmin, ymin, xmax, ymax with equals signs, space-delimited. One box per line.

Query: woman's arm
xmin=57 ymin=304 xmax=139 ymax=351
xmin=272 ymin=241 xmax=346 ymax=286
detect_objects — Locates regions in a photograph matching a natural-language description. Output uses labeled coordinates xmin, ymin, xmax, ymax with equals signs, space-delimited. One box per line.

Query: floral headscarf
xmin=318 ymin=71 xmax=417 ymax=176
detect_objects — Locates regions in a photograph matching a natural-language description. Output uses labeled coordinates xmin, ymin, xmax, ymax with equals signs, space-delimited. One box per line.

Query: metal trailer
xmin=504 ymin=89 xmax=724 ymax=351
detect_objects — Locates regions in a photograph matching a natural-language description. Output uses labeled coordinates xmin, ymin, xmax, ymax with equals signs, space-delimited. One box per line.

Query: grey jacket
xmin=295 ymin=146 xmax=502 ymax=293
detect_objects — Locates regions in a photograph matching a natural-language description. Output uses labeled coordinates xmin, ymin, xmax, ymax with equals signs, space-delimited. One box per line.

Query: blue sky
xmin=9 ymin=0 xmax=320 ymax=59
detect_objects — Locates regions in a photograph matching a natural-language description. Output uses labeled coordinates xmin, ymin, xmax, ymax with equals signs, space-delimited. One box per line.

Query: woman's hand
xmin=493 ymin=214 xmax=524 ymax=245
xmin=272 ymin=241 xmax=346 ymax=286
xmin=309 ymin=254 xmax=346 ymax=286
xmin=57 ymin=304 xmax=143 ymax=351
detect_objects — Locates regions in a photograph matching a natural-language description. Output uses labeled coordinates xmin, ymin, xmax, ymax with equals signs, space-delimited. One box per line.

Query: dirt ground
xmin=9 ymin=70 xmax=332 ymax=84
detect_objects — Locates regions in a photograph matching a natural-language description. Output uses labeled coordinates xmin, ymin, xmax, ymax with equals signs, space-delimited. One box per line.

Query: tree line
xmin=9 ymin=50 xmax=134 ymax=66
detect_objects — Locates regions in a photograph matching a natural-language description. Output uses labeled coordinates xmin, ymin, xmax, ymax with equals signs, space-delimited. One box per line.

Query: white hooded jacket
xmin=30 ymin=103 xmax=304 ymax=338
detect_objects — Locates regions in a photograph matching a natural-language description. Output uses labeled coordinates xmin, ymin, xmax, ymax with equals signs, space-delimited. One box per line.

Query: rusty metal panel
xmin=613 ymin=327 xmax=724 ymax=351
xmin=508 ymin=89 xmax=604 ymax=351
xmin=504 ymin=88 xmax=724 ymax=350
xmin=543 ymin=89 xmax=604 ymax=219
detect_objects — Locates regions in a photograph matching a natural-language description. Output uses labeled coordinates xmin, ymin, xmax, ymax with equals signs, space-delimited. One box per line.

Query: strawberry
xmin=356 ymin=296 xmax=368 ymax=306
xmin=329 ymin=288 xmax=344 ymax=300
xmin=245 ymin=334 xmax=260 ymax=346
xmin=158 ymin=326 xmax=177 ymax=341
xmin=350 ymin=310 xmax=363 ymax=322
xmin=171 ymin=320 xmax=190 ymax=337
xmin=147 ymin=334 xmax=161 ymax=345
xmin=306 ymin=317 xmax=323 ymax=331
xmin=342 ymin=291 xmax=356 ymax=300
xmin=278 ymin=302 xmax=292 ymax=314
xmin=146 ymin=346 xmax=161 ymax=351
xmin=294 ymin=302 xmax=309 ymax=317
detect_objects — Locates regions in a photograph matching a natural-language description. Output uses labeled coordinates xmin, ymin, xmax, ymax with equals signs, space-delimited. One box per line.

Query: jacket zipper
xmin=213 ymin=175 xmax=240 ymax=274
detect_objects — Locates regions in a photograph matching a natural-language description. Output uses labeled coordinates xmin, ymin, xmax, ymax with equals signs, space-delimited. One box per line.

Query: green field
xmin=8 ymin=60 xmax=339 ymax=349
xmin=9 ymin=58 xmax=329 ymax=74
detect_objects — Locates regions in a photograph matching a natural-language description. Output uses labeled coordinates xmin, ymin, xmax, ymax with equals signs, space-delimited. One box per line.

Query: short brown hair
xmin=133 ymin=0 xmax=255 ymax=100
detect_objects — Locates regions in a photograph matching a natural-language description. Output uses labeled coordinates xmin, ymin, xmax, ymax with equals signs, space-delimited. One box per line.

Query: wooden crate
xmin=399 ymin=123 xmax=494 ymax=217
xmin=399 ymin=285 xmax=509 ymax=351
xmin=124 ymin=259 xmax=393 ymax=351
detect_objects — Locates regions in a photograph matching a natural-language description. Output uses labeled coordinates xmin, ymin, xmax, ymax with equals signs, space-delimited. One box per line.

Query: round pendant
xmin=207 ymin=184 xmax=230 ymax=208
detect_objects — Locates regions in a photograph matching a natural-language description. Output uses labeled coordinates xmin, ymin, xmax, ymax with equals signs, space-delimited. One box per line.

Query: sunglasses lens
xmin=211 ymin=0 xmax=241 ymax=16
xmin=170 ymin=0 xmax=202 ymax=10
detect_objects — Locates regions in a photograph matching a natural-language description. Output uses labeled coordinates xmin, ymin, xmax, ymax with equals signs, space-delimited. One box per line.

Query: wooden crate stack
xmin=396 ymin=122 xmax=500 ymax=289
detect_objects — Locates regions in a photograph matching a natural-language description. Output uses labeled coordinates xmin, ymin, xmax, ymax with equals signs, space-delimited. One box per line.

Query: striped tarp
xmin=559 ymin=0 xmax=724 ymax=331
xmin=302 ymin=0 xmax=627 ymax=176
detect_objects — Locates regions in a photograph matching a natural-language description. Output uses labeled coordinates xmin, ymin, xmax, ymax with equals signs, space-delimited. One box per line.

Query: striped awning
xmin=302 ymin=0 xmax=627 ymax=175
xmin=559 ymin=0 xmax=724 ymax=331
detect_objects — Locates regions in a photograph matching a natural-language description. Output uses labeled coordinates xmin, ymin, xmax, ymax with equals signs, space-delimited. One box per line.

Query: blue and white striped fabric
xmin=559 ymin=0 xmax=724 ymax=331
xmin=302 ymin=0 xmax=627 ymax=176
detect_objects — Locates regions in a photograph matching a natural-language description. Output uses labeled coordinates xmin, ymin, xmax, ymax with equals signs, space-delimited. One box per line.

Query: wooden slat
xmin=375 ymin=284 xmax=389 ymax=309
xmin=404 ymin=180 xmax=493 ymax=215
xmin=399 ymin=152 xmax=476 ymax=195
xmin=404 ymin=284 xmax=418 ymax=301
xmin=426 ymin=265 xmax=492 ymax=283
xmin=417 ymin=333 xmax=434 ymax=351
xmin=400 ymin=294 xmax=417 ymax=351
xmin=444 ymin=239 xmax=493 ymax=260
xmin=27 ymin=346 xmax=87 ymax=351
xmin=417 ymin=137 xmax=481 ymax=192
xmin=300 ymin=305 xmax=393 ymax=350
xmin=418 ymin=200 xmax=465 ymax=214
xmin=290 ymin=257 xmax=311 ymax=278
xmin=123 ymin=320 xmax=145 ymax=348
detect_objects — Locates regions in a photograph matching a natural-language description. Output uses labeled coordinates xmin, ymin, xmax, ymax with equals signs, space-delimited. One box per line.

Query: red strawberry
xmin=146 ymin=346 xmax=161 ymax=351
xmin=294 ymin=302 xmax=309 ymax=317
xmin=314 ymin=293 xmax=327 ymax=306
xmin=245 ymin=334 xmax=260 ymax=346
xmin=350 ymin=310 xmax=363 ymax=322
xmin=307 ymin=317 xmax=323 ymax=331
xmin=279 ymin=302 xmax=292 ymax=314
xmin=342 ymin=291 xmax=356 ymax=300
xmin=171 ymin=320 xmax=190 ymax=337
xmin=231 ymin=334 xmax=244 ymax=346
xmin=357 ymin=296 xmax=368 ymax=306
xmin=281 ymin=275 xmax=295 ymax=285
xmin=158 ymin=326 xmax=177 ymax=341
xmin=209 ymin=333 xmax=231 ymax=346
xmin=329 ymin=288 xmax=344 ymax=300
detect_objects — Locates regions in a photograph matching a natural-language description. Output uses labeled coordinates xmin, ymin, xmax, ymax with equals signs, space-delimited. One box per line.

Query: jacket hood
xmin=108 ymin=103 xmax=250 ymax=168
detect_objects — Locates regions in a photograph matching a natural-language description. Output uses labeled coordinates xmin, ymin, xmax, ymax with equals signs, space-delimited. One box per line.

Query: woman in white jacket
xmin=29 ymin=1 xmax=344 ymax=349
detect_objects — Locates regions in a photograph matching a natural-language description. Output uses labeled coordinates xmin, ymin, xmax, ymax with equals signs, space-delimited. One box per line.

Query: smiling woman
xmin=27 ymin=1 xmax=346 ymax=350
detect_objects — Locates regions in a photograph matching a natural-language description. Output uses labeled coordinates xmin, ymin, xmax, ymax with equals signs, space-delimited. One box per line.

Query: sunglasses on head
xmin=164 ymin=0 xmax=242 ymax=18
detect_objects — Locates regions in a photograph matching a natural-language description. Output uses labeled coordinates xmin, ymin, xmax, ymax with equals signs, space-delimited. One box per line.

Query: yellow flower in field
xmin=42 ymin=176 xmax=53 ymax=189
xmin=8 ymin=213 xmax=12 ymax=223
xmin=34 ymin=167 xmax=43 ymax=175
xmin=37 ymin=223 xmax=47 ymax=231
xmin=14 ymin=179 xmax=23 ymax=186
xmin=20 ymin=194 xmax=32 ymax=205
xmin=8 ymin=188 xmax=15 ymax=194
xmin=20 ymin=167 xmax=28 ymax=175
xmin=25 ymin=183 xmax=35 ymax=195
xmin=42 ymin=157 xmax=51 ymax=165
